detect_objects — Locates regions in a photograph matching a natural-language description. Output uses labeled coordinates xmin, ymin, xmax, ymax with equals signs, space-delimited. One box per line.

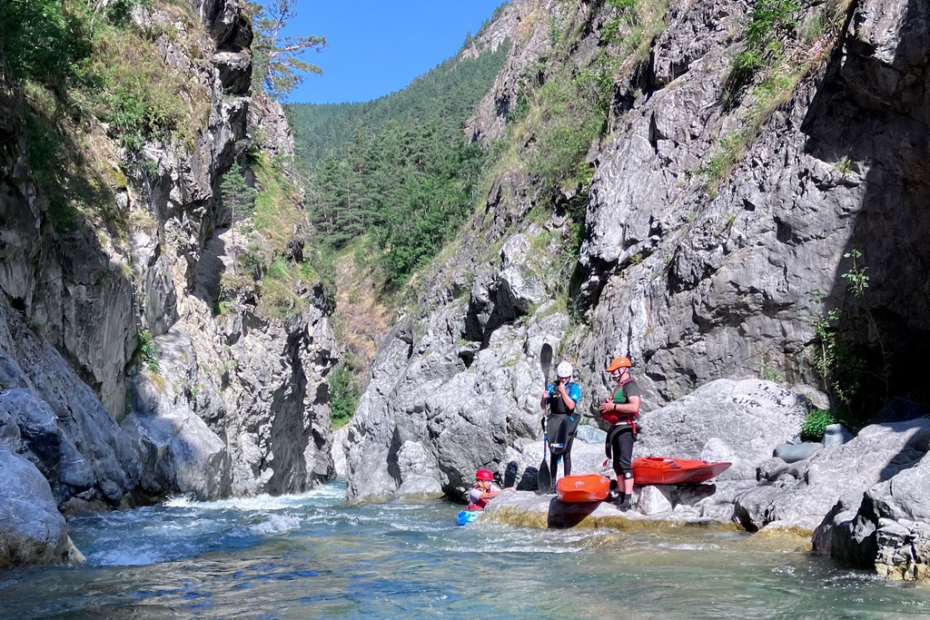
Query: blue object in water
xmin=456 ymin=510 xmax=480 ymax=526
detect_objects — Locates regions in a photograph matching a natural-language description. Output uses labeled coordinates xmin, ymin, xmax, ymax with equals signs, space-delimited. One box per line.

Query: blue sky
xmin=273 ymin=0 xmax=508 ymax=104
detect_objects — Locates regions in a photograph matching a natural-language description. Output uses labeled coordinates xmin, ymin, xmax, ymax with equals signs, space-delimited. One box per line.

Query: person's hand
xmin=504 ymin=487 xmax=515 ymax=492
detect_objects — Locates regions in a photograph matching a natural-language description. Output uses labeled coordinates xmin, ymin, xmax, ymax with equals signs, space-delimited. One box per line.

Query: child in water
xmin=466 ymin=469 xmax=515 ymax=510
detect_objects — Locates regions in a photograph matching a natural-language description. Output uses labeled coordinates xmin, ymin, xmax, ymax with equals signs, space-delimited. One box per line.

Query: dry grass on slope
xmin=332 ymin=238 xmax=394 ymax=374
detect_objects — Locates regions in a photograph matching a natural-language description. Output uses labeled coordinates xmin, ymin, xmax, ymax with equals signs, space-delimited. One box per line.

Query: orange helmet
xmin=606 ymin=356 xmax=632 ymax=372
xmin=476 ymin=469 xmax=494 ymax=481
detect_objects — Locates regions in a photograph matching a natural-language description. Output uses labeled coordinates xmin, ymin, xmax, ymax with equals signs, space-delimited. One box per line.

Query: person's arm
xmin=478 ymin=487 xmax=516 ymax=499
xmin=557 ymin=380 xmax=576 ymax=411
xmin=598 ymin=394 xmax=640 ymax=416
xmin=615 ymin=395 xmax=641 ymax=415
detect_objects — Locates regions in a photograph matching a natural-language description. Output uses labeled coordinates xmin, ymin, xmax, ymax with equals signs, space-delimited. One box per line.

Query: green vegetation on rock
xmin=329 ymin=355 xmax=362 ymax=428
xmin=800 ymin=408 xmax=837 ymax=441
xmin=219 ymin=152 xmax=335 ymax=320
xmin=1 ymin=0 xmax=210 ymax=237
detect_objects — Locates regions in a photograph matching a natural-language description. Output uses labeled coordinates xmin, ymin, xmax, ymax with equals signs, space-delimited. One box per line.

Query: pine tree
xmin=250 ymin=0 xmax=327 ymax=99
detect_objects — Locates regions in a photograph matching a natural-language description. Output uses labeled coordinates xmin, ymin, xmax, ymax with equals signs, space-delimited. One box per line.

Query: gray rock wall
xmin=344 ymin=0 xmax=930 ymax=579
xmin=576 ymin=0 xmax=930 ymax=409
xmin=0 ymin=0 xmax=335 ymax=566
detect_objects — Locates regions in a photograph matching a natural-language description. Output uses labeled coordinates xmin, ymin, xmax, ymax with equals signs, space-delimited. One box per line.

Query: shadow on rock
xmin=547 ymin=498 xmax=601 ymax=529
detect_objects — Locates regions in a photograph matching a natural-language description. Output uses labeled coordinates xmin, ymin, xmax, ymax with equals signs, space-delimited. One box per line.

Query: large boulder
xmin=0 ymin=446 xmax=83 ymax=569
xmin=812 ymin=418 xmax=930 ymax=581
xmin=0 ymin=305 xmax=141 ymax=506
xmin=738 ymin=418 xmax=930 ymax=534
xmin=634 ymin=379 xmax=807 ymax=481
xmin=123 ymin=368 xmax=230 ymax=501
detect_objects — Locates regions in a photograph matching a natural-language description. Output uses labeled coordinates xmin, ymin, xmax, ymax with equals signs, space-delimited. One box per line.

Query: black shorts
xmin=607 ymin=425 xmax=635 ymax=475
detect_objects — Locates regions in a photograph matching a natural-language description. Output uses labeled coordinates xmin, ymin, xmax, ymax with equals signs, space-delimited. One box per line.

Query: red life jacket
xmin=466 ymin=484 xmax=489 ymax=511
xmin=601 ymin=376 xmax=639 ymax=434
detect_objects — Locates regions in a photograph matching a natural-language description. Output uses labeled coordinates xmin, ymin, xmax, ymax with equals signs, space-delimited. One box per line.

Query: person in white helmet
xmin=540 ymin=361 xmax=582 ymax=492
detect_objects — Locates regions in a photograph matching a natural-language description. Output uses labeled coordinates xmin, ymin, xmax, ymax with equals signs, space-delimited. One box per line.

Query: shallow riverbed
xmin=1 ymin=481 xmax=927 ymax=619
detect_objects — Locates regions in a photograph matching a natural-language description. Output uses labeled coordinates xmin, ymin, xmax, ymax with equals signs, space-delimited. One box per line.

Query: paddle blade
xmin=540 ymin=343 xmax=552 ymax=385
xmin=536 ymin=456 xmax=551 ymax=494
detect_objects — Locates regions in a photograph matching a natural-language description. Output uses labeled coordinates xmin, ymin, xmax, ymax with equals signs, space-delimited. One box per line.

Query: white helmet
xmin=556 ymin=361 xmax=573 ymax=378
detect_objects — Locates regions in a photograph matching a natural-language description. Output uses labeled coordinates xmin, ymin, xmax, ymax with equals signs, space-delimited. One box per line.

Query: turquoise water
xmin=0 ymin=481 xmax=928 ymax=619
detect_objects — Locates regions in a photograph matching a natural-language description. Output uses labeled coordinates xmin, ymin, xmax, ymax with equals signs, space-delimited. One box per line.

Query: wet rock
xmin=814 ymin=420 xmax=930 ymax=581
xmin=0 ymin=446 xmax=83 ymax=569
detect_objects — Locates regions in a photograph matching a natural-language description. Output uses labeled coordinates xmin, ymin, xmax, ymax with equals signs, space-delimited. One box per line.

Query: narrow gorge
xmin=1 ymin=0 xmax=928 ymax=588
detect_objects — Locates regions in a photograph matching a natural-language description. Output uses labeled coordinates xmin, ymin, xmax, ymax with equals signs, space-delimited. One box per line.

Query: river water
xmin=1 ymin=481 xmax=928 ymax=620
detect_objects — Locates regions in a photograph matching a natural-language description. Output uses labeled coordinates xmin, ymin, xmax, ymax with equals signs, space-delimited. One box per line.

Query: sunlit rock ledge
xmin=479 ymin=489 xmax=813 ymax=553
xmin=482 ymin=489 xmax=741 ymax=533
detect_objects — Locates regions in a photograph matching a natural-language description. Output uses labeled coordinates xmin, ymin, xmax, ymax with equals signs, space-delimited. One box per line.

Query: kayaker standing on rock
xmin=599 ymin=356 xmax=642 ymax=511
xmin=540 ymin=361 xmax=582 ymax=492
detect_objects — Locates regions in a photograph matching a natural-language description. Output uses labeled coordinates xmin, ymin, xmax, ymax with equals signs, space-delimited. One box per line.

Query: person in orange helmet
xmin=465 ymin=469 xmax=515 ymax=511
xmin=598 ymin=356 xmax=642 ymax=511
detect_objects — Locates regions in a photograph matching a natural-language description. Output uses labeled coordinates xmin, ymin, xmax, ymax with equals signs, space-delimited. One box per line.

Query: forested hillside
xmin=286 ymin=19 xmax=511 ymax=428
xmin=288 ymin=7 xmax=508 ymax=168
xmin=288 ymin=38 xmax=509 ymax=284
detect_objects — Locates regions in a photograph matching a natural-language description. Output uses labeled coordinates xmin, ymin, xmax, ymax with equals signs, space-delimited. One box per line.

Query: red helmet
xmin=606 ymin=356 xmax=633 ymax=372
xmin=475 ymin=469 xmax=494 ymax=481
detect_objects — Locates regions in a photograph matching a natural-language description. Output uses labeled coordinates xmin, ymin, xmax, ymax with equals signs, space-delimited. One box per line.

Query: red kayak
xmin=556 ymin=474 xmax=611 ymax=502
xmin=632 ymin=457 xmax=731 ymax=485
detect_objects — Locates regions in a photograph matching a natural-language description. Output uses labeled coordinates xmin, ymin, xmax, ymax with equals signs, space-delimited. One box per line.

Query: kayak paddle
xmin=536 ymin=343 xmax=553 ymax=494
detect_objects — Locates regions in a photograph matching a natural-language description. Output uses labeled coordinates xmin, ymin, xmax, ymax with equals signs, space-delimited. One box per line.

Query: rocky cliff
xmin=0 ymin=0 xmax=335 ymax=568
xmin=344 ymin=0 xmax=930 ymax=580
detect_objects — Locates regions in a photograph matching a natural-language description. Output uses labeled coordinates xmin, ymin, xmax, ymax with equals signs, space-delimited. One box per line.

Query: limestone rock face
xmin=0 ymin=306 xmax=141 ymax=505
xmin=739 ymin=419 xmax=930 ymax=535
xmin=635 ymin=379 xmax=806 ymax=481
xmin=346 ymin=315 xmax=561 ymax=501
xmin=346 ymin=0 xmax=930 ymax=581
xmin=576 ymin=0 xmax=930 ymax=405
xmin=466 ymin=1 xmax=559 ymax=144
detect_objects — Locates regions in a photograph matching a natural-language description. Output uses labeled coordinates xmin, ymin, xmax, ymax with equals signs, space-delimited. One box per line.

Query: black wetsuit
xmin=546 ymin=381 xmax=581 ymax=483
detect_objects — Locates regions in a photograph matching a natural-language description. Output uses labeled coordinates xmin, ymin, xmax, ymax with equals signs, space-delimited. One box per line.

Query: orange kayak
xmin=632 ymin=457 xmax=731 ymax=485
xmin=556 ymin=474 xmax=611 ymax=502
